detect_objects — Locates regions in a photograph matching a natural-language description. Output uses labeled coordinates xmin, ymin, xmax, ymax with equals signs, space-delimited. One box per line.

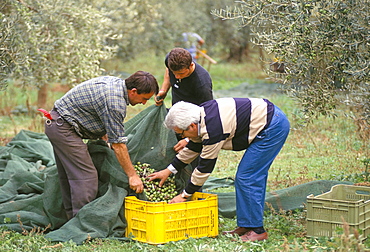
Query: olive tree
xmin=212 ymin=0 xmax=370 ymax=132
xmin=93 ymin=0 xmax=218 ymax=60
xmin=82 ymin=0 xmax=168 ymax=60
xmin=144 ymin=0 xmax=255 ymax=62
xmin=1 ymin=0 xmax=115 ymax=108
xmin=0 ymin=2 xmax=24 ymax=91
xmin=103 ymin=0 xmax=256 ymax=63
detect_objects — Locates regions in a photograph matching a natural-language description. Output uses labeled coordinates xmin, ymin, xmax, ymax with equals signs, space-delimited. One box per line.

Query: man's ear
xmin=131 ymin=88 xmax=138 ymax=93
xmin=189 ymin=122 xmax=197 ymax=130
xmin=128 ymin=88 xmax=138 ymax=95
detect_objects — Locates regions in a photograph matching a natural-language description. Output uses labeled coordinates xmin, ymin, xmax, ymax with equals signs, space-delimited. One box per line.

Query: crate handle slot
xmin=322 ymin=203 xmax=339 ymax=209
xmin=356 ymin=190 xmax=370 ymax=196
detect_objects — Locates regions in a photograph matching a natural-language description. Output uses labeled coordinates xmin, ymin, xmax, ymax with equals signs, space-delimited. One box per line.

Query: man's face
xmin=170 ymin=62 xmax=194 ymax=80
xmin=173 ymin=123 xmax=198 ymax=139
xmin=127 ymin=88 xmax=154 ymax=106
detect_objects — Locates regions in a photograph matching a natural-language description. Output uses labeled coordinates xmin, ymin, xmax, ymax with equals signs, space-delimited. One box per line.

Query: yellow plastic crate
xmin=306 ymin=184 xmax=370 ymax=241
xmin=125 ymin=192 xmax=218 ymax=244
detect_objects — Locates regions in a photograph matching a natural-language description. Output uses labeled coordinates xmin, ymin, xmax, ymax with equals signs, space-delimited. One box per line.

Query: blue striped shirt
xmin=54 ymin=76 xmax=129 ymax=143
xmin=171 ymin=97 xmax=275 ymax=194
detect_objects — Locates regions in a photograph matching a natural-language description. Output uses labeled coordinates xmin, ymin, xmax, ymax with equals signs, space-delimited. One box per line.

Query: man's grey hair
xmin=164 ymin=101 xmax=201 ymax=130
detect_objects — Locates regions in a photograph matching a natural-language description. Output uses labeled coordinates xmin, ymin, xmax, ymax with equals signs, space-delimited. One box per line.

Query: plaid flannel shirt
xmin=54 ymin=76 xmax=129 ymax=143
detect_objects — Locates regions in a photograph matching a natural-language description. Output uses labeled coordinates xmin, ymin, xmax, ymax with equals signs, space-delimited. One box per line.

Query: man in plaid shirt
xmin=44 ymin=71 xmax=158 ymax=219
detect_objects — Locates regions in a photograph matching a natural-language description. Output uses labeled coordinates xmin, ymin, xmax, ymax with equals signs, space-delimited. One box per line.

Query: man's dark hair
xmin=168 ymin=48 xmax=193 ymax=72
xmin=125 ymin=71 xmax=159 ymax=94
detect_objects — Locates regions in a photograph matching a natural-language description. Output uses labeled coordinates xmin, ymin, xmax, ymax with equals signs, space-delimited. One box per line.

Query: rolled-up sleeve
xmin=102 ymin=80 xmax=129 ymax=143
xmin=105 ymin=107 xmax=127 ymax=143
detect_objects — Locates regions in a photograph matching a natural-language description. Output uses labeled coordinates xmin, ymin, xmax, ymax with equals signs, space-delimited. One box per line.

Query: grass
xmin=1 ymin=210 xmax=369 ymax=251
xmin=1 ymin=52 xmax=370 ymax=251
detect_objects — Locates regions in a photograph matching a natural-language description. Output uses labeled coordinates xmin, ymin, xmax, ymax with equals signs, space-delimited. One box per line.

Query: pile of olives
xmin=134 ymin=162 xmax=178 ymax=203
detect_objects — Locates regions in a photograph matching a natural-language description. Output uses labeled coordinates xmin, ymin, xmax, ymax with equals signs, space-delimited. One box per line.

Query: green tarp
xmin=0 ymin=104 xmax=352 ymax=244
xmin=0 ymin=105 xmax=189 ymax=244
xmin=0 ymin=132 xmax=130 ymax=243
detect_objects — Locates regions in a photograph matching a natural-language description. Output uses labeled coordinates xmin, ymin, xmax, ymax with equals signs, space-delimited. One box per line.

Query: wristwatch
xmin=181 ymin=191 xmax=190 ymax=199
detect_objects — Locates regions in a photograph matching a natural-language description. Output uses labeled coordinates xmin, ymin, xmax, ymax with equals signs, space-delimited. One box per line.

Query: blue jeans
xmin=235 ymin=106 xmax=290 ymax=228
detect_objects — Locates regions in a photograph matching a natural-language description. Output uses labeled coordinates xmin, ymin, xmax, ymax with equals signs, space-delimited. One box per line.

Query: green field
xmin=1 ymin=54 xmax=369 ymax=251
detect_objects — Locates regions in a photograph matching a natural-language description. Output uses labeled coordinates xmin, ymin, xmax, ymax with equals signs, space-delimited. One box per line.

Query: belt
xmin=38 ymin=108 xmax=64 ymax=126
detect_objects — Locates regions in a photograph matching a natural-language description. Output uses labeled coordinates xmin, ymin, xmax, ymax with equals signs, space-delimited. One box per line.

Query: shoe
xmin=222 ymin=227 xmax=250 ymax=236
xmin=240 ymin=230 xmax=268 ymax=241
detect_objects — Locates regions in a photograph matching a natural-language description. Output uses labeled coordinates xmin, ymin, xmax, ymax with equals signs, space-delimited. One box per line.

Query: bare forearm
xmin=112 ymin=143 xmax=143 ymax=193
xmin=160 ymin=68 xmax=171 ymax=92
xmin=112 ymin=143 xmax=136 ymax=176
xmin=155 ymin=69 xmax=171 ymax=105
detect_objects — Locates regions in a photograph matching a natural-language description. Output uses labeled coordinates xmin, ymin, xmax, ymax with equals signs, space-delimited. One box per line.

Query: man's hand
xmin=169 ymin=194 xmax=187 ymax=204
xmin=100 ymin=134 xmax=112 ymax=148
xmin=173 ymin=139 xmax=188 ymax=153
xmin=129 ymin=174 xmax=144 ymax=193
xmin=100 ymin=134 xmax=108 ymax=141
xmin=154 ymin=90 xmax=167 ymax=106
xmin=147 ymin=168 xmax=172 ymax=187
xmin=112 ymin=143 xmax=144 ymax=194
xmin=156 ymin=68 xmax=171 ymax=106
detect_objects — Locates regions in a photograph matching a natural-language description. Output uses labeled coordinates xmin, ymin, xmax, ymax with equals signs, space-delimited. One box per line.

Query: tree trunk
xmin=37 ymin=85 xmax=48 ymax=109
xmin=259 ymin=46 xmax=265 ymax=70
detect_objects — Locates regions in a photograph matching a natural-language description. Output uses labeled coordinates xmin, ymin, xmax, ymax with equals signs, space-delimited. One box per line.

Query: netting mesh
xmin=125 ymin=104 xmax=192 ymax=193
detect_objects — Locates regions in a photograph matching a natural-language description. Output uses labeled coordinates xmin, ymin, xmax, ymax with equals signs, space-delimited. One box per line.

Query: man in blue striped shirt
xmin=149 ymin=98 xmax=290 ymax=241
xmin=44 ymin=71 xmax=159 ymax=220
